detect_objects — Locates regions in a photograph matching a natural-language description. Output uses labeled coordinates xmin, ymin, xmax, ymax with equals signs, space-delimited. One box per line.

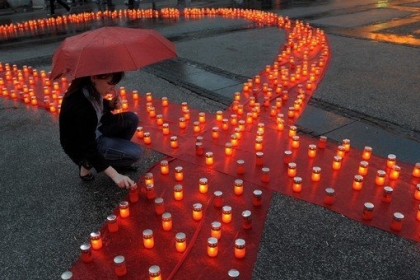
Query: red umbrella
xmin=50 ymin=27 xmax=177 ymax=80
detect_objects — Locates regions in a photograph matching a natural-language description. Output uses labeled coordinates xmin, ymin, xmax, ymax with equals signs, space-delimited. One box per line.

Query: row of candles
xmin=0 ymin=8 xmax=286 ymax=42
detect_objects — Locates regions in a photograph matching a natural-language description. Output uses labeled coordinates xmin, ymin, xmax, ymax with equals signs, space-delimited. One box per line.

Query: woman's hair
xmin=64 ymin=72 xmax=125 ymax=101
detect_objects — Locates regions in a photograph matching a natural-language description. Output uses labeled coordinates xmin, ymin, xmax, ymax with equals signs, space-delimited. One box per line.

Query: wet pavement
xmin=1 ymin=0 xmax=420 ymax=279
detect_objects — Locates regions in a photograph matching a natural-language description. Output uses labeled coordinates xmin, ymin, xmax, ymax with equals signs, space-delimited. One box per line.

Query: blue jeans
xmin=97 ymin=112 xmax=142 ymax=167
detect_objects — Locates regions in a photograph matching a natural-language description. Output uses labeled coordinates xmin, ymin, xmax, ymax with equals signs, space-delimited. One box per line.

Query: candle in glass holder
xmin=332 ymin=156 xmax=342 ymax=170
xmin=162 ymin=212 xmax=172 ymax=231
xmin=175 ymin=232 xmax=186 ymax=253
xmin=212 ymin=191 xmax=224 ymax=208
xmin=119 ymin=201 xmax=130 ymax=218
xmin=242 ymin=210 xmax=252 ymax=229
xmin=318 ymin=135 xmax=327 ymax=149
xmin=211 ymin=221 xmax=222 ymax=239
xmin=352 ymin=175 xmax=363 ymax=191
xmin=230 ymin=133 xmax=238 ymax=147
xmin=211 ymin=126 xmax=219 ymax=139
xmin=358 ymin=161 xmax=369 ymax=176
xmin=307 ymin=144 xmax=317 ymax=158
xmin=207 ymin=237 xmax=218 ymax=257
xmin=144 ymin=172 xmax=154 ymax=185
xmin=143 ymin=229 xmax=154 ymax=249
xmin=107 ymin=214 xmax=119 ymax=232
xmin=196 ymin=142 xmax=204 ymax=156
xmin=255 ymin=138 xmax=263 ymax=151
xmin=129 ymin=187 xmax=139 ymax=203
xmin=192 ymin=203 xmax=203 ymax=221
xmin=387 ymin=154 xmax=396 ymax=168
xmin=382 ymin=186 xmax=393 ymax=203
xmin=198 ymin=112 xmax=206 ymax=124
xmin=145 ymin=92 xmax=152 ymax=102
xmin=132 ymin=90 xmax=139 ymax=100
xmin=412 ymin=163 xmax=420 ymax=178
xmin=253 ymin=189 xmax=262 ymax=207
xmin=216 ymin=111 xmax=223 ymax=121
xmin=146 ymin=184 xmax=156 ymax=200
xmin=193 ymin=121 xmax=201 ymax=133
xmin=205 ymin=152 xmax=214 ymax=166
xmin=311 ymin=167 xmax=321 ymax=182
xmin=225 ymin=142 xmax=233 ymax=156
xmin=373 ymin=170 xmax=386 ymax=185
xmin=174 ymin=166 xmax=183 ymax=182
xmin=391 ymin=212 xmax=404 ymax=231
xmin=254 ymin=152 xmax=264 ymax=166
xmin=162 ymin=97 xmax=168 ymax=107
xmin=362 ymin=202 xmax=374 ymax=220
xmin=336 ymin=145 xmax=345 ymax=157
xmin=389 ymin=165 xmax=401 ymax=180
xmin=181 ymin=102 xmax=188 ymax=111
xmin=284 ymin=150 xmax=292 ymax=164
xmin=149 ymin=265 xmax=161 ymax=280
xmin=222 ymin=205 xmax=232 ymax=223
xmin=293 ymin=177 xmax=302 ymax=193
xmin=90 ymin=231 xmax=103 ymax=250
xmin=179 ymin=117 xmax=186 ymax=129
xmin=233 ymin=179 xmax=244 ymax=195
xmin=291 ymin=136 xmax=300 ymax=149
xmin=136 ymin=126 xmax=144 ymax=138
xmin=324 ymin=188 xmax=335 ymax=205
xmin=143 ymin=132 xmax=151 ymax=144
xmin=287 ymin=162 xmax=297 ymax=177
xmin=174 ymin=184 xmax=183 ymax=201
xmin=342 ymin=139 xmax=350 ymax=152
xmin=199 ymin=178 xmax=208 ymax=194
xmin=230 ymin=114 xmax=238 ymax=126
xmin=234 ymin=238 xmax=246 ymax=259
xmin=170 ymin=136 xmax=178 ymax=149
xmin=362 ymin=146 xmax=372 ymax=160
xmin=261 ymin=167 xmax=270 ymax=183
xmin=236 ymin=160 xmax=245 ymax=174
xmin=413 ymin=184 xmax=420 ymax=200
xmin=148 ymin=107 xmax=156 ymax=118
xmin=222 ymin=118 xmax=229 ymax=130
xmin=114 ymin=255 xmax=127 ymax=277
xmin=160 ymin=160 xmax=169 ymax=175
xmin=288 ymin=125 xmax=297 ymax=137
xmin=162 ymin=123 xmax=170 ymax=135
xmin=154 ymin=197 xmax=165 ymax=215
xmin=80 ymin=243 xmax=93 ymax=263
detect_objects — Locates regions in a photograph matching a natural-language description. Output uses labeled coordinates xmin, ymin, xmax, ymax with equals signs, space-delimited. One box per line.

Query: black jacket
xmin=59 ymin=89 xmax=111 ymax=173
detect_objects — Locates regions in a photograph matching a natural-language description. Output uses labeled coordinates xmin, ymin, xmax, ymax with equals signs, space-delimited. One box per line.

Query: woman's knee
xmin=124 ymin=112 xmax=139 ymax=128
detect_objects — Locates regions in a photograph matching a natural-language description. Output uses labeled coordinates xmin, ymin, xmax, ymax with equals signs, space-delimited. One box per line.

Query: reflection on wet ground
xmin=290 ymin=0 xmax=420 ymax=47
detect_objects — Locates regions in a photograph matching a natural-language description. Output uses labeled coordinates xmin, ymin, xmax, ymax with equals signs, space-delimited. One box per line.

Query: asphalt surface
xmin=1 ymin=0 xmax=420 ymax=279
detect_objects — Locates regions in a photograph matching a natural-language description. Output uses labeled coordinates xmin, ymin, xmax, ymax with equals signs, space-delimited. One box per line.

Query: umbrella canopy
xmin=50 ymin=27 xmax=177 ymax=80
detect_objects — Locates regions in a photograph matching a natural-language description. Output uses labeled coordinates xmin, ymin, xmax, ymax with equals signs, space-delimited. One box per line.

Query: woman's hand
xmin=111 ymin=173 xmax=136 ymax=189
xmin=104 ymin=166 xmax=136 ymax=189
xmin=108 ymin=96 xmax=122 ymax=110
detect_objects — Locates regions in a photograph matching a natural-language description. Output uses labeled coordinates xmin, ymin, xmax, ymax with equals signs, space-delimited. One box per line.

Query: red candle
xmin=390 ymin=212 xmax=404 ymax=231
xmin=324 ymin=188 xmax=335 ymax=205
xmin=382 ymin=186 xmax=393 ymax=203
xmin=213 ymin=191 xmax=223 ymax=208
xmin=362 ymin=202 xmax=374 ymax=221
xmin=252 ymin=189 xmax=262 ymax=207
xmin=242 ymin=210 xmax=252 ymax=229
xmin=114 ymin=255 xmax=127 ymax=277
xmin=292 ymin=177 xmax=302 ymax=193
xmin=154 ymin=197 xmax=165 ymax=215
xmin=80 ymin=243 xmax=93 ymax=263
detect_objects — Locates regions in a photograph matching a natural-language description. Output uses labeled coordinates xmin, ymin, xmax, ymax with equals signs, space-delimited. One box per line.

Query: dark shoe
xmin=79 ymin=165 xmax=94 ymax=182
